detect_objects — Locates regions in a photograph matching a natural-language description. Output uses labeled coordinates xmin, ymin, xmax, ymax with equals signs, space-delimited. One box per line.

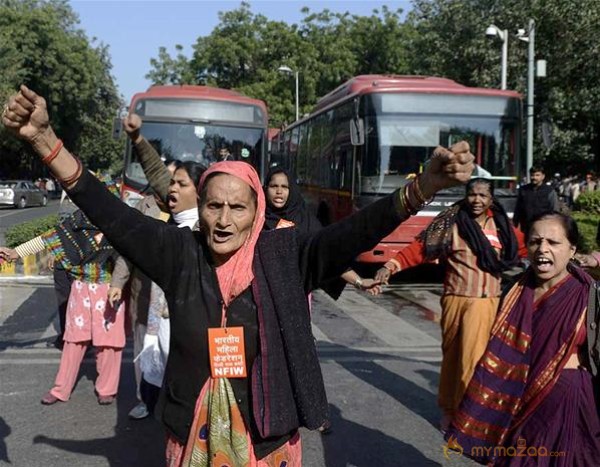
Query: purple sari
xmin=446 ymin=266 xmax=600 ymax=465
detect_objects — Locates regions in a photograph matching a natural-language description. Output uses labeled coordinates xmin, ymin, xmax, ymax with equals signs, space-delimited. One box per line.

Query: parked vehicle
xmin=0 ymin=180 xmax=48 ymax=208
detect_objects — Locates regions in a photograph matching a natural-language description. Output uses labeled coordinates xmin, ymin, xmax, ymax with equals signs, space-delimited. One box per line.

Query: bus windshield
xmin=125 ymin=121 xmax=264 ymax=186
xmin=361 ymin=94 xmax=520 ymax=195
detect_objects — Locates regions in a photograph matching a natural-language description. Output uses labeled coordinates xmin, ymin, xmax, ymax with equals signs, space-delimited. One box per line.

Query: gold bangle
xmin=413 ymin=175 xmax=433 ymax=205
xmin=402 ymin=184 xmax=418 ymax=215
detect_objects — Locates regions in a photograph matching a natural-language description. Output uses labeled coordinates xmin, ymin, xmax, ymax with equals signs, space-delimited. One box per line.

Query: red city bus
xmin=271 ymin=75 xmax=523 ymax=263
xmin=120 ymin=85 xmax=269 ymax=205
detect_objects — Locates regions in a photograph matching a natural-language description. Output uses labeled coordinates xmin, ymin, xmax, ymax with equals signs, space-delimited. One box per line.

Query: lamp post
xmin=517 ymin=19 xmax=535 ymax=178
xmin=485 ymin=24 xmax=508 ymax=90
xmin=277 ymin=65 xmax=299 ymax=121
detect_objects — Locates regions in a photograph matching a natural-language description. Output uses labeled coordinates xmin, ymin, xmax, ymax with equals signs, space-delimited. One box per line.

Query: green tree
xmin=0 ymin=0 xmax=123 ymax=178
xmin=146 ymin=44 xmax=195 ymax=86
xmin=407 ymin=0 xmax=600 ymax=175
xmin=145 ymin=2 xmax=410 ymax=126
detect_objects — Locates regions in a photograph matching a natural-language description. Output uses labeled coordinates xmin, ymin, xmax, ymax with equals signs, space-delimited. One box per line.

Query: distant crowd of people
xmin=550 ymin=171 xmax=600 ymax=209
xmin=34 ymin=177 xmax=56 ymax=192
xmin=2 ymin=84 xmax=600 ymax=467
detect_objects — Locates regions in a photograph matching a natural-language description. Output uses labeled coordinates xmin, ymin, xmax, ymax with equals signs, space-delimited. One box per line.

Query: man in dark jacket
xmin=513 ymin=166 xmax=560 ymax=233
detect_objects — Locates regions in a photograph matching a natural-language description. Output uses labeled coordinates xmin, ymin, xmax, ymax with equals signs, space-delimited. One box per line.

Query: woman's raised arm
xmin=2 ymin=85 xmax=182 ymax=292
xmin=301 ymin=143 xmax=474 ymax=293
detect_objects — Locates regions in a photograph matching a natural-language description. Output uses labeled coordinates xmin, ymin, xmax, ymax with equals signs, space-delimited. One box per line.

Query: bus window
xmin=322 ymin=111 xmax=335 ymax=189
xmin=289 ymin=126 xmax=300 ymax=175
xmin=362 ymin=114 xmax=519 ymax=194
xmin=127 ymin=121 xmax=264 ymax=186
xmin=296 ymin=124 xmax=309 ymax=184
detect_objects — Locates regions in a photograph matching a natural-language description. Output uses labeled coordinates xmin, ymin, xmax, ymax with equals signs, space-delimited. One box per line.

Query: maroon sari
xmin=446 ymin=266 xmax=600 ymax=465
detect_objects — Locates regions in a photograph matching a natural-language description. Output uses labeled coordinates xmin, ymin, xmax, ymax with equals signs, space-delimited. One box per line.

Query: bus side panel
xmin=356 ymin=215 xmax=434 ymax=262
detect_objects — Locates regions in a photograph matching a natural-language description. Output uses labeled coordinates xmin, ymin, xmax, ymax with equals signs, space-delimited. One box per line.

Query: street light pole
xmin=500 ymin=29 xmax=508 ymax=90
xmin=294 ymin=71 xmax=299 ymax=121
xmin=518 ymin=19 xmax=536 ymax=178
xmin=485 ymin=25 xmax=508 ymax=90
xmin=277 ymin=65 xmax=299 ymax=122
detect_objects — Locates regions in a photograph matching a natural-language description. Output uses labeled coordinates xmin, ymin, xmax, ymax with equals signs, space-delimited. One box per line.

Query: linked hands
xmin=374 ymin=267 xmax=392 ymax=286
xmin=357 ymin=278 xmax=383 ymax=296
xmin=419 ymin=142 xmax=474 ymax=198
xmin=0 ymin=247 xmax=19 ymax=263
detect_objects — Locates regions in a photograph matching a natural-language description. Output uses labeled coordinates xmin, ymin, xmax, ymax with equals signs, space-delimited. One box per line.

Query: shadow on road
xmin=32 ymin=367 xmax=165 ymax=467
xmin=321 ymin=404 xmax=441 ymax=467
xmin=322 ymin=342 xmax=441 ymax=429
xmin=0 ymin=287 xmax=57 ymax=352
xmin=0 ymin=416 xmax=11 ymax=463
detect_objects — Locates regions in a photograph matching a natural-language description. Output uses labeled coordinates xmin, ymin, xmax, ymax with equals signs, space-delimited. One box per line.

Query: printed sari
xmin=446 ymin=266 xmax=600 ymax=465
xmin=166 ymin=378 xmax=302 ymax=467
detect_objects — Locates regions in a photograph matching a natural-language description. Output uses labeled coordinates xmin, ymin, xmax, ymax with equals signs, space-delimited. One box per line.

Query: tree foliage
xmin=407 ymin=0 xmax=600 ymax=175
xmin=0 ymin=0 xmax=123 ymax=178
xmin=144 ymin=0 xmax=599 ymax=174
xmin=145 ymin=2 xmax=408 ymax=126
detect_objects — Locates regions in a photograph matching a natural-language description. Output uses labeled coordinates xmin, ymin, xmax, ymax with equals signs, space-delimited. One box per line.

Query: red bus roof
xmin=130 ymin=85 xmax=268 ymax=115
xmin=314 ymin=75 xmax=521 ymax=112
xmin=268 ymin=128 xmax=281 ymax=141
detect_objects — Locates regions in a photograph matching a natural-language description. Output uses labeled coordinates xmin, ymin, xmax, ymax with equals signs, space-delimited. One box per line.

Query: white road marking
xmin=311 ymin=322 xmax=332 ymax=342
xmin=318 ymin=290 xmax=440 ymax=348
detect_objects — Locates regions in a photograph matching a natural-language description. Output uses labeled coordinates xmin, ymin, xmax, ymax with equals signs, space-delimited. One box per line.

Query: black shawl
xmin=420 ymin=199 xmax=518 ymax=276
xmin=263 ymin=167 xmax=321 ymax=237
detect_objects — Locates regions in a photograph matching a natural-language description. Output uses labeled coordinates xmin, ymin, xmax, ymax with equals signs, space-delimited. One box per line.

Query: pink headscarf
xmin=198 ymin=162 xmax=266 ymax=313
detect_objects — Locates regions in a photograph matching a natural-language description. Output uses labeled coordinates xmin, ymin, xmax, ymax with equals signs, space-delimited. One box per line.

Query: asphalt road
xmin=0 ymin=199 xmax=61 ymax=245
xmin=0 ymin=280 xmax=478 ymax=467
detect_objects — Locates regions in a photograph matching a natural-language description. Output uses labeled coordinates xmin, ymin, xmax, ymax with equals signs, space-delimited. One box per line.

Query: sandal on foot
xmin=98 ymin=395 xmax=116 ymax=405
xmin=41 ymin=392 xmax=60 ymax=405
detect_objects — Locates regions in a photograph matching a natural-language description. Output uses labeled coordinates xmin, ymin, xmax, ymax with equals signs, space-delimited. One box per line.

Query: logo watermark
xmin=442 ymin=436 xmax=566 ymax=460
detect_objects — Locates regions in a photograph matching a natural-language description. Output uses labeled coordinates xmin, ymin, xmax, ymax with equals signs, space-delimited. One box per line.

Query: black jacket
xmin=67 ymin=170 xmax=407 ymax=457
xmin=513 ymin=183 xmax=559 ymax=231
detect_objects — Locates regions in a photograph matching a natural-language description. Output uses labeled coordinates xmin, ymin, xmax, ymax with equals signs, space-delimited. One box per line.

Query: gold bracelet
xmin=402 ymin=184 xmax=418 ymax=215
xmin=413 ymin=175 xmax=433 ymax=205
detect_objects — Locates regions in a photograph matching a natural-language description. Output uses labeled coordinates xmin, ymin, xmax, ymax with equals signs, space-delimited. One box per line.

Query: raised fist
xmin=420 ymin=141 xmax=474 ymax=198
xmin=122 ymin=113 xmax=142 ymax=143
xmin=2 ymin=85 xmax=50 ymax=143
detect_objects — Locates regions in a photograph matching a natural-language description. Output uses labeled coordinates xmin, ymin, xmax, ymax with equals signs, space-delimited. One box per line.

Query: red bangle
xmin=58 ymin=157 xmax=83 ymax=186
xmin=41 ymin=139 xmax=64 ymax=165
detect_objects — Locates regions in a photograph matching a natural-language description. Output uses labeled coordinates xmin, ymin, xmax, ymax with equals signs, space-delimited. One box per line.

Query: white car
xmin=0 ymin=180 xmax=49 ymax=208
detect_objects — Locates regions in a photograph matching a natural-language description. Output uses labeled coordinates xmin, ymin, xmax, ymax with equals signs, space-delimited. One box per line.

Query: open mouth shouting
xmin=213 ymin=229 xmax=234 ymax=244
xmin=167 ymin=193 xmax=179 ymax=210
xmin=271 ymin=196 xmax=286 ymax=208
xmin=534 ymin=256 xmax=553 ymax=273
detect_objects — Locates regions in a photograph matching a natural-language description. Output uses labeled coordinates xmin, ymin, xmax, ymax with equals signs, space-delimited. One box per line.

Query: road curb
xmin=0 ymin=250 xmax=52 ymax=277
xmin=0 ymin=274 xmax=53 ymax=286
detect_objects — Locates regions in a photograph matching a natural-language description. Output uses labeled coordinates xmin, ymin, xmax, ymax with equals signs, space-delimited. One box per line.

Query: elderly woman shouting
xmin=3 ymin=85 xmax=474 ymax=466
